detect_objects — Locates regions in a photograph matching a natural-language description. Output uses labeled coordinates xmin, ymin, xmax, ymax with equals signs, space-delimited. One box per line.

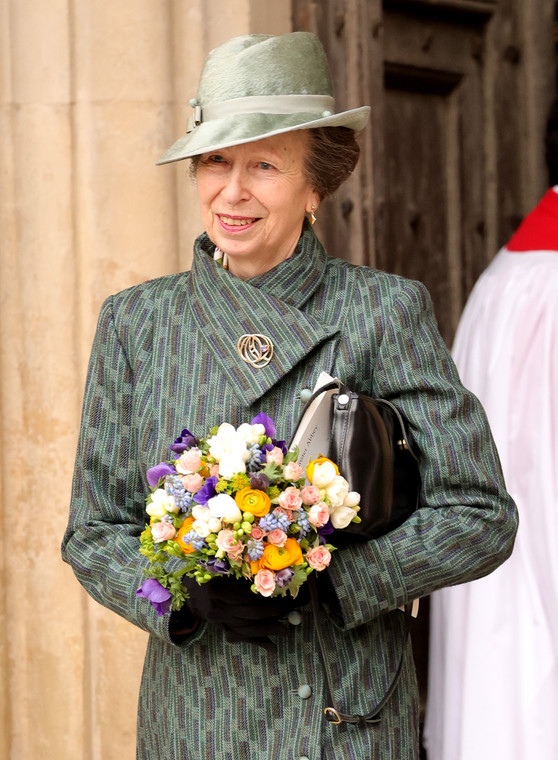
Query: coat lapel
xmin=189 ymin=225 xmax=340 ymax=406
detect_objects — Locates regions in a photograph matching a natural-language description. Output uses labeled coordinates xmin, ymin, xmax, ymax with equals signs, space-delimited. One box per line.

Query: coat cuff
xmin=326 ymin=536 xmax=408 ymax=630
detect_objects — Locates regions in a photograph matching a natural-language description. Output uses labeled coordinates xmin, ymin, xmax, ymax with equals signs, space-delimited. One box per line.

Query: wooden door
xmin=293 ymin=0 xmax=554 ymax=345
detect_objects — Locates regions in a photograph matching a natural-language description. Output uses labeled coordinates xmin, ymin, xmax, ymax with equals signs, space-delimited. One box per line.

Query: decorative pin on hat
xmin=157 ymin=32 xmax=370 ymax=165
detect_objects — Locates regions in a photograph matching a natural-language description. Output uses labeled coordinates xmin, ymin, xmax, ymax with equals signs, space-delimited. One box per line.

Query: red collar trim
xmin=507 ymin=189 xmax=558 ymax=252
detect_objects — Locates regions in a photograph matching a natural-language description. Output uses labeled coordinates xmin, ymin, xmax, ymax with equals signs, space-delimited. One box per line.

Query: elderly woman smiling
xmin=62 ymin=32 xmax=517 ymax=760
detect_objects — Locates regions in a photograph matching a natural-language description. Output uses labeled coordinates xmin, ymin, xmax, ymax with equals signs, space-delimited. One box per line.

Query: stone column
xmin=0 ymin=2 xmax=290 ymax=758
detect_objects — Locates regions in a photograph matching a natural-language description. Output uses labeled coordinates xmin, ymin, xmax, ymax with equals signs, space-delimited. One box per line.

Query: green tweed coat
xmin=62 ymin=223 xmax=517 ymax=760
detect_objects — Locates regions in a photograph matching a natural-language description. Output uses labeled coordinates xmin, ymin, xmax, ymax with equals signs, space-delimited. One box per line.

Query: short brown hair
xmin=304 ymin=127 xmax=360 ymax=199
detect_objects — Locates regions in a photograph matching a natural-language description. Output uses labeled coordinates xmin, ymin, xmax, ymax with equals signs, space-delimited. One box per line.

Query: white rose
xmin=207 ymin=493 xmax=242 ymax=524
xmin=191 ymin=505 xmax=211 ymax=522
xmin=192 ymin=520 xmax=211 ymax=538
xmin=326 ymin=476 xmax=350 ymax=508
xmin=146 ymin=488 xmax=178 ymax=517
xmin=312 ymin=461 xmax=338 ymax=488
xmin=344 ymin=491 xmax=360 ymax=507
xmin=329 ymin=505 xmax=358 ymax=529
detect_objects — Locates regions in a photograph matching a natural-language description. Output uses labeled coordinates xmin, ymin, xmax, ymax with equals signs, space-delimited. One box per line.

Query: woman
xmin=62 ymin=32 xmax=518 ymax=760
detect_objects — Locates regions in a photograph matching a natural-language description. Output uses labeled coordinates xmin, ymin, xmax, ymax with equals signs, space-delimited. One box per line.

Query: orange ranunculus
xmin=175 ymin=516 xmax=196 ymax=555
xmin=234 ymin=487 xmax=271 ymax=517
xmin=250 ymin=558 xmax=262 ymax=575
xmin=306 ymin=456 xmax=339 ymax=483
xmin=261 ymin=538 xmax=304 ymax=571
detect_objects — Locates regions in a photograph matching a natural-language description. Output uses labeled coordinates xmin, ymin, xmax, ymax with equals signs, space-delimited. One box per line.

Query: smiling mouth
xmin=217 ymin=214 xmax=260 ymax=229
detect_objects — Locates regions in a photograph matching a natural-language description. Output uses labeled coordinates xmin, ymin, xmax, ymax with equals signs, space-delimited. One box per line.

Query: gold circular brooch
xmin=237 ymin=334 xmax=274 ymax=368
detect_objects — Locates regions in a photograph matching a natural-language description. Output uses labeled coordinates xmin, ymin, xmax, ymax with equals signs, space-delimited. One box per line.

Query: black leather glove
xmin=182 ymin=575 xmax=309 ymax=645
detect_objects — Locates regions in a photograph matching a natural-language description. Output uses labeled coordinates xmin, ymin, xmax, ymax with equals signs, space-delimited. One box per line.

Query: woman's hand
xmin=182 ymin=575 xmax=309 ymax=645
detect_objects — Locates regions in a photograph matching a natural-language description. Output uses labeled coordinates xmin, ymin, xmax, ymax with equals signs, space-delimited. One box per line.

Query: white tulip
xmin=192 ymin=520 xmax=211 ymax=538
xmin=207 ymin=517 xmax=223 ymax=534
xmin=344 ymin=491 xmax=361 ymax=507
xmin=192 ymin=505 xmax=211 ymax=522
xmin=326 ymin=476 xmax=350 ymax=508
xmin=330 ymin=506 xmax=358 ymax=529
xmin=312 ymin=461 xmax=338 ymax=488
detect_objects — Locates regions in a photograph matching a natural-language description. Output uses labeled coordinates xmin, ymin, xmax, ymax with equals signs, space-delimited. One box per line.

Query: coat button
xmin=288 ymin=610 xmax=302 ymax=625
xmin=298 ymin=684 xmax=312 ymax=699
xmin=300 ymin=388 xmax=312 ymax=403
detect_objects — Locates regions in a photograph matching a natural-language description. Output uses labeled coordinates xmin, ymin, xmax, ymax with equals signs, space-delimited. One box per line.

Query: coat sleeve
xmin=326 ymin=279 xmax=518 ymax=630
xmin=61 ymin=296 xmax=176 ymax=644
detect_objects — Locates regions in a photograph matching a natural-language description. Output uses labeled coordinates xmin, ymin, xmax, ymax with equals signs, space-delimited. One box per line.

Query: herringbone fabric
xmin=62 ymin=223 xmax=517 ymax=759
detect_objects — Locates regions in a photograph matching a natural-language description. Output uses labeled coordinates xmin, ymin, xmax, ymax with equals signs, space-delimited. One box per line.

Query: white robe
xmin=425 ymin=245 xmax=558 ymax=760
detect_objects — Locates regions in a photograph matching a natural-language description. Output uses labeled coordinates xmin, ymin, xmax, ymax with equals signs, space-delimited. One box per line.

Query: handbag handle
xmin=309 ymin=576 xmax=416 ymax=726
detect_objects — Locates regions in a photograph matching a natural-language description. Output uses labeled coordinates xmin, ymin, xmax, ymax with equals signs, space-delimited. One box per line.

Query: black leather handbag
xmin=291 ymin=379 xmax=421 ymax=543
xmin=291 ymin=379 xmax=422 ymax=725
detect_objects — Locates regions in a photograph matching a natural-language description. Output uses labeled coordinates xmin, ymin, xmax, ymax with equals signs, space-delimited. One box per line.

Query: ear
xmin=305 ymin=189 xmax=320 ymax=213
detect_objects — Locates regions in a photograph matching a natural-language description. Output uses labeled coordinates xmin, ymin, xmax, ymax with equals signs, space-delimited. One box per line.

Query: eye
xmin=258 ymin=162 xmax=274 ymax=170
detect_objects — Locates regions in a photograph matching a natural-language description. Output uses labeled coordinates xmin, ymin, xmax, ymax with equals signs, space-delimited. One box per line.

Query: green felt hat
xmin=157 ymin=32 xmax=370 ymax=165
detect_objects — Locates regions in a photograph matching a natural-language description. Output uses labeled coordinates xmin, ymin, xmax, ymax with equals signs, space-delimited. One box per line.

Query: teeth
xmin=220 ymin=216 xmax=255 ymax=226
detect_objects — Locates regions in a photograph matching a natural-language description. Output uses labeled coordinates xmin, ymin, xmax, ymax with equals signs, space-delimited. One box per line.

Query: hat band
xmin=187 ymin=94 xmax=336 ymax=132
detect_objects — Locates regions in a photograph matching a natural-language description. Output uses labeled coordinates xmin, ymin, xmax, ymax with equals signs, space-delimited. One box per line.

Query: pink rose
xmin=182 ymin=473 xmax=203 ymax=493
xmin=267 ymin=529 xmax=288 ymax=547
xmin=175 ymin=450 xmax=203 ymax=475
xmin=300 ymin=485 xmax=321 ymax=506
xmin=250 ymin=525 xmax=265 ymax=541
xmin=266 ymin=447 xmax=284 ymax=466
xmin=283 ymin=461 xmax=304 ymax=482
xmin=278 ymin=486 xmax=302 ymax=511
xmin=151 ymin=522 xmax=177 ymax=543
xmin=306 ymin=546 xmax=332 ymax=571
xmin=307 ymin=502 xmax=330 ymax=528
xmin=209 ymin=464 xmax=220 ymax=478
xmin=216 ymin=529 xmax=243 ymax=559
xmin=254 ymin=569 xmax=276 ymax=597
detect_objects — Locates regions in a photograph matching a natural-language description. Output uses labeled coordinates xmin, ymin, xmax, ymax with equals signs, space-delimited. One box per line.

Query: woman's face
xmin=195 ymin=131 xmax=319 ymax=279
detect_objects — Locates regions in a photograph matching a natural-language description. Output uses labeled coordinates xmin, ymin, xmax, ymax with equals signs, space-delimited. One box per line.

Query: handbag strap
xmin=309 ymin=576 xmax=416 ymax=726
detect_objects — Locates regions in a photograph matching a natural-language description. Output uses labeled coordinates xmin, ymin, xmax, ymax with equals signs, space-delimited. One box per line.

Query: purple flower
xmin=198 ymin=557 xmax=230 ymax=576
xmin=273 ymin=439 xmax=287 ymax=455
xmin=251 ymin=413 xmax=276 ymax=438
xmin=193 ymin=475 xmax=218 ymax=506
xmin=169 ymin=428 xmax=198 ymax=454
xmin=250 ymin=473 xmax=270 ymax=491
xmin=275 ymin=568 xmax=295 ymax=588
xmin=146 ymin=462 xmax=176 ymax=488
xmin=136 ymin=579 xmax=172 ymax=616
xmin=318 ymin=520 xmax=335 ymax=542
xmin=260 ymin=440 xmax=288 ymax=463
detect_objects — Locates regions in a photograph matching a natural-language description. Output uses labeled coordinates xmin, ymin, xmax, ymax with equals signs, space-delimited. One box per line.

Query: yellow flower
xmin=306 ymin=456 xmax=339 ymax=483
xmin=261 ymin=538 xmax=303 ymax=571
xmin=175 ymin=516 xmax=196 ymax=555
xmin=234 ymin=487 xmax=271 ymax=517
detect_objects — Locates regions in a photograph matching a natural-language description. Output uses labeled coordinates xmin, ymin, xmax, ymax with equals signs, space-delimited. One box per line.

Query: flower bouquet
xmin=136 ymin=414 xmax=360 ymax=615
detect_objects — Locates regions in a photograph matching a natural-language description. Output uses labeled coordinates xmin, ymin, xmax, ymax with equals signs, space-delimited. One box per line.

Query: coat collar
xmin=188 ymin=222 xmax=340 ymax=406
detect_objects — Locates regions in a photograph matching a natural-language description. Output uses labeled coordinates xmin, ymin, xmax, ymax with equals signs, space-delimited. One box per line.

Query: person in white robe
xmin=424 ymin=101 xmax=558 ymax=760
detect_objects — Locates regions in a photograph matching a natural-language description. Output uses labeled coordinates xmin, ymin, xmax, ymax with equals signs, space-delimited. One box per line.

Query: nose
xmin=220 ymin=165 xmax=251 ymax=205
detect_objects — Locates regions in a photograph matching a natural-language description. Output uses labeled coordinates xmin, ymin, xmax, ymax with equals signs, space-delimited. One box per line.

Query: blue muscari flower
xmin=271 ymin=509 xmax=291 ymax=532
xmin=247 ymin=443 xmax=263 ymax=473
xmin=164 ymin=475 xmax=194 ymax=512
xmin=295 ymin=510 xmax=312 ymax=538
xmin=246 ymin=539 xmax=264 ymax=561
xmin=183 ymin=530 xmax=206 ymax=552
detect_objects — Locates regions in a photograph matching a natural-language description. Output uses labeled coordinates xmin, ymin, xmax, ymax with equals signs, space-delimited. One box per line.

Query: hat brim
xmin=156 ymin=106 xmax=371 ymax=165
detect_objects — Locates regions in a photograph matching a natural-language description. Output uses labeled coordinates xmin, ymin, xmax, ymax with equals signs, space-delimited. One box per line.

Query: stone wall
xmin=0 ymin=2 xmax=290 ymax=757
